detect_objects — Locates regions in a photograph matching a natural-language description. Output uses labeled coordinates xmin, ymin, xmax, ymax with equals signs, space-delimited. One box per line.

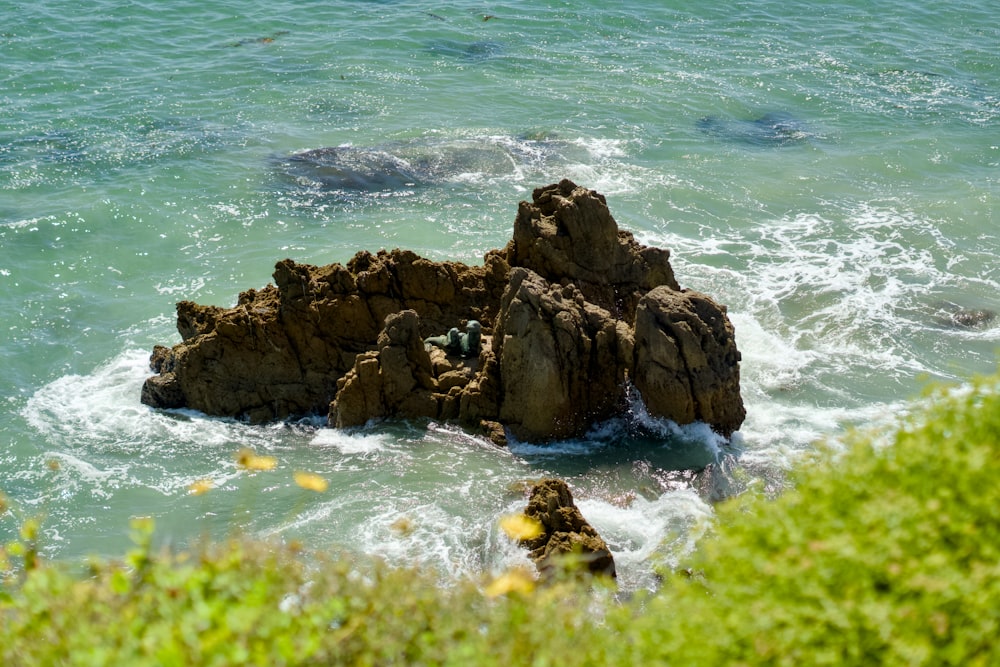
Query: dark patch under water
xmin=425 ymin=39 xmax=505 ymax=61
xmin=696 ymin=112 xmax=812 ymax=147
xmin=273 ymin=134 xmax=567 ymax=194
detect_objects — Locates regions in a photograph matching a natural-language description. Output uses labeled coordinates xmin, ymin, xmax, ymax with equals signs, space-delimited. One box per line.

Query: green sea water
xmin=2 ymin=0 xmax=998 ymax=591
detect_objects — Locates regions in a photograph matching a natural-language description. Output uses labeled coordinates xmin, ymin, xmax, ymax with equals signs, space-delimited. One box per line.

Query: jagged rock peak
xmin=505 ymin=179 xmax=679 ymax=317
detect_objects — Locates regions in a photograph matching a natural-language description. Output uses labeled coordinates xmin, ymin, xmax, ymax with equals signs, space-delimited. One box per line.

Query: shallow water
xmin=2 ymin=0 xmax=998 ymax=592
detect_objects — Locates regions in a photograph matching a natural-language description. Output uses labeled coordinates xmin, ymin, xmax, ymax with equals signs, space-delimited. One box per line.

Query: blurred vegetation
xmin=2 ymin=375 xmax=999 ymax=665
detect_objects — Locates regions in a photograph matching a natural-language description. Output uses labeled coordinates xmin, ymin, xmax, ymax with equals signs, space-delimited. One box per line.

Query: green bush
xmin=625 ymin=376 xmax=1000 ymax=666
xmin=2 ymin=376 xmax=999 ymax=665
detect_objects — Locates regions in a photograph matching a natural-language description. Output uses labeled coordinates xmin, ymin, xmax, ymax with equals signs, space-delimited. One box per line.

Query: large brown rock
xmin=632 ymin=287 xmax=745 ymax=437
xmin=141 ymin=179 xmax=745 ymax=441
xmin=140 ymin=249 xmax=509 ymax=423
xmin=519 ymin=478 xmax=616 ymax=579
xmin=492 ymin=267 xmax=630 ymax=442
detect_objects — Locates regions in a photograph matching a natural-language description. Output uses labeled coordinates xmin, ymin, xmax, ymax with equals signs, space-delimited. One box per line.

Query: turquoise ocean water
xmin=2 ymin=0 xmax=998 ymax=591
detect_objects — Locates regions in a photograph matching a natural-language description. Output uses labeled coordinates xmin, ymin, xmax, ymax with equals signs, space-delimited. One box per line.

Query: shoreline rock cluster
xmin=141 ymin=180 xmax=745 ymax=444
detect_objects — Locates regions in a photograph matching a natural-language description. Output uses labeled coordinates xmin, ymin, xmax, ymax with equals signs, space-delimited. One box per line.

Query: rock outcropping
xmin=142 ymin=180 xmax=745 ymax=442
xmin=518 ymin=478 xmax=616 ymax=579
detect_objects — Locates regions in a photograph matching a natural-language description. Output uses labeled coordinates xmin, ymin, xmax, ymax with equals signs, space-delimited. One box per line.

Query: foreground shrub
xmin=2 ymin=376 xmax=999 ymax=665
xmin=626 ymin=377 xmax=1000 ymax=665
xmin=0 ymin=524 xmax=610 ymax=666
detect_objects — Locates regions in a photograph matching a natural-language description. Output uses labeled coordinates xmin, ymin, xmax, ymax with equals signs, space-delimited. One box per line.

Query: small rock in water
xmin=951 ymin=309 xmax=996 ymax=328
xmin=518 ymin=478 xmax=616 ymax=579
xmin=426 ymin=39 xmax=505 ymax=61
xmin=931 ymin=301 xmax=997 ymax=328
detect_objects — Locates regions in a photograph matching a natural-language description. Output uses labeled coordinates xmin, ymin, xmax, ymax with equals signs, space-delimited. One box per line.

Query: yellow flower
xmin=499 ymin=513 xmax=544 ymax=541
xmin=188 ymin=479 xmax=213 ymax=496
xmin=390 ymin=516 xmax=414 ymax=536
xmin=236 ymin=448 xmax=277 ymax=472
xmin=293 ymin=471 xmax=328 ymax=493
xmin=485 ymin=568 xmax=536 ymax=598
xmin=0 ymin=491 xmax=9 ymax=515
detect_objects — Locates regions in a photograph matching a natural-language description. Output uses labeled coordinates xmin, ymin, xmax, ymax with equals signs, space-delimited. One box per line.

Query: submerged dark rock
xmin=931 ymin=301 xmax=998 ymax=329
xmin=141 ymin=180 xmax=745 ymax=442
xmin=426 ymin=39 xmax=505 ymax=61
xmin=696 ymin=112 xmax=811 ymax=147
xmin=951 ymin=309 xmax=997 ymax=328
xmin=281 ymin=145 xmax=425 ymax=191
xmin=276 ymin=135 xmax=563 ymax=193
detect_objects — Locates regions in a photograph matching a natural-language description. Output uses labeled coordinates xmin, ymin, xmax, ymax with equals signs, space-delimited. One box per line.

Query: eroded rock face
xmin=140 ymin=249 xmax=509 ymax=424
xmin=141 ymin=179 xmax=745 ymax=442
xmin=330 ymin=309 xmax=488 ymax=430
xmin=331 ymin=310 xmax=432 ymax=427
xmin=519 ymin=478 xmax=616 ymax=578
xmin=492 ymin=267 xmax=630 ymax=442
xmin=632 ymin=287 xmax=745 ymax=437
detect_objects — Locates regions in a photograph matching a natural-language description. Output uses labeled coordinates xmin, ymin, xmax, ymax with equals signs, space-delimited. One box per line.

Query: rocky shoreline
xmin=141 ymin=180 xmax=745 ymax=445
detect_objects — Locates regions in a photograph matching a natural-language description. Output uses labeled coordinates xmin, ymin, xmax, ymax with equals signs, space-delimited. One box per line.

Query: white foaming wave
xmin=39 ymin=452 xmax=132 ymax=502
xmin=623 ymin=392 xmax=728 ymax=459
xmin=19 ymin=347 xmax=330 ymax=511
xmin=728 ymin=311 xmax=817 ymax=393
xmin=734 ymin=399 xmax=908 ymax=469
xmin=355 ymin=502 xmax=487 ymax=580
xmin=568 ymin=136 xmax=629 ymax=160
xmin=653 ymin=205 xmax=979 ymax=378
xmin=275 ymin=496 xmax=551 ymax=586
xmin=24 ymin=349 xmax=169 ymax=447
xmin=756 ymin=209 xmax=991 ymax=378
xmin=747 ymin=211 xmax=932 ymax=312
xmin=309 ymin=428 xmax=392 ymax=456
xmin=22 ymin=348 xmax=300 ymax=457
xmin=267 ymin=486 xmax=518 ymax=582
xmin=577 ymin=489 xmax=713 ymax=591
